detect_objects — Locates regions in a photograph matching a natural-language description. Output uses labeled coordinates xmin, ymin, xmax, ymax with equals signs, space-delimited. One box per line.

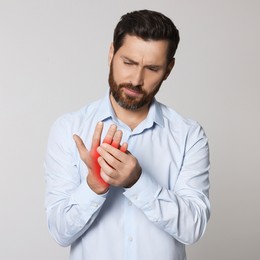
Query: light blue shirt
xmin=45 ymin=93 xmax=210 ymax=260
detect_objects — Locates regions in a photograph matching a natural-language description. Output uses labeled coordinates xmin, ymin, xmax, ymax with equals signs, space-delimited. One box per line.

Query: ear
xmin=163 ymin=58 xmax=175 ymax=80
xmin=108 ymin=43 xmax=114 ymax=66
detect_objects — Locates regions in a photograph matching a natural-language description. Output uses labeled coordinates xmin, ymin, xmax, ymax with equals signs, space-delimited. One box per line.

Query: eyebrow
xmin=121 ymin=56 xmax=138 ymax=65
xmin=120 ymin=55 xmax=162 ymax=69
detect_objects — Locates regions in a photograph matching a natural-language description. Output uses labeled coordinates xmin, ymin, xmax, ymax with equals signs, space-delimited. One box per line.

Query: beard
xmin=108 ymin=61 xmax=163 ymax=111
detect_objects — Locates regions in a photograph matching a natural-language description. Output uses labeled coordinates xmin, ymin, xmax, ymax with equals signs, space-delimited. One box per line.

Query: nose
xmin=131 ymin=67 xmax=144 ymax=86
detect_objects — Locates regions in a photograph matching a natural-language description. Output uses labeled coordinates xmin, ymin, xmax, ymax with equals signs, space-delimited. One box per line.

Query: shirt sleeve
xmin=123 ymin=123 xmax=210 ymax=245
xmin=44 ymin=116 xmax=107 ymax=247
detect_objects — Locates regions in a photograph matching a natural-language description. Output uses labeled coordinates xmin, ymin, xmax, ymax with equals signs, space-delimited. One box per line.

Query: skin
xmin=74 ymin=35 xmax=175 ymax=194
xmin=108 ymin=35 xmax=175 ymax=129
xmin=73 ymin=123 xmax=127 ymax=194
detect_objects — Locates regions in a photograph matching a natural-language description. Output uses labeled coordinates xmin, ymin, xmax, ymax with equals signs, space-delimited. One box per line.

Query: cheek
xmin=145 ymin=74 xmax=164 ymax=90
xmin=112 ymin=66 xmax=126 ymax=83
xmin=112 ymin=59 xmax=131 ymax=80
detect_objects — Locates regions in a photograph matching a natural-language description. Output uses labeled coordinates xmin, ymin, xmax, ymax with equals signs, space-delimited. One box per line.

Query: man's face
xmin=108 ymin=35 xmax=174 ymax=111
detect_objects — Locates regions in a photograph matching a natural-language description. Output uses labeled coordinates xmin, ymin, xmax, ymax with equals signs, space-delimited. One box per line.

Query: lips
xmin=122 ymin=86 xmax=143 ymax=97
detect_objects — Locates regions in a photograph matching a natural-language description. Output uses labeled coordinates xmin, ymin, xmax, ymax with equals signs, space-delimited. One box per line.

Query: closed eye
xmin=147 ymin=66 xmax=159 ymax=72
xmin=123 ymin=61 xmax=133 ymax=65
xmin=121 ymin=56 xmax=138 ymax=66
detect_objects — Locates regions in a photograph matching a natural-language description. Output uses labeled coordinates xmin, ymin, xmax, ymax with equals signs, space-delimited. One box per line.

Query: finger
xmin=98 ymin=156 xmax=117 ymax=179
xmin=100 ymin=143 xmax=127 ymax=163
xmin=111 ymin=130 xmax=123 ymax=149
xmin=73 ymin=134 xmax=88 ymax=162
xmin=100 ymin=169 xmax=114 ymax=185
xmin=91 ymin=122 xmax=104 ymax=150
xmin=120 ymin=142 xmax=128 ymax=153
xmin=97 ymin=146 xmax=121 ymax=168
xmin=102 ymin=124 xmax=117 ymax=145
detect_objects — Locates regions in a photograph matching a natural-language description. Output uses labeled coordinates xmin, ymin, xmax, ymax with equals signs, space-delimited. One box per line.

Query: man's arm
xmin=45 ymin=120 xmax=123 ymax=246
xmin=97 ymin=123 xmax=210 ymax=245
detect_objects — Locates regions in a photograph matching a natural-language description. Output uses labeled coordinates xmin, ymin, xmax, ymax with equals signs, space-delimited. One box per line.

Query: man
xmin=45 ymin=9 xmax=210 ymax=260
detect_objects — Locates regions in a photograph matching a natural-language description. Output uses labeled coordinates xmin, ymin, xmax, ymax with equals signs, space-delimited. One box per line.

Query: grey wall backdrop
xmin=0 ymin=0 xmax=259 ymax=259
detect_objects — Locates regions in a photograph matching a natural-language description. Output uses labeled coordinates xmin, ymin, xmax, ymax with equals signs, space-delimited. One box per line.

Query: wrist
xmin=124 ymin=169 xmax=142 ymax=188
xmin=87 ymin=175 xmax=109 ymax=195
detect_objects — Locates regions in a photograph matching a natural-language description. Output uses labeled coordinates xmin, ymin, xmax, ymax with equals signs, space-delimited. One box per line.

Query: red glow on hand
xmin=91 ymin=147 xmax=109 ymax=187
xmin=91 ymin=139 xmax=126 ymax=186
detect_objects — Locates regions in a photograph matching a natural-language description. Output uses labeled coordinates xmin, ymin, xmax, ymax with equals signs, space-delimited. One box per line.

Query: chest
xmin=126 ymin=128 xmax=185 ymax=190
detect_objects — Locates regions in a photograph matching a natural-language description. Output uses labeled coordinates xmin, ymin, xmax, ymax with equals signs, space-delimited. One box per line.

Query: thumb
xmin=73 ymin=134 xmax=89 ymax=163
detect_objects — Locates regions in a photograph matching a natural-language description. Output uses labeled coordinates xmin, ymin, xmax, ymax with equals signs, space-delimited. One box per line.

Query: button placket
xmin=123 ymin=197 xmax=135 ymax=260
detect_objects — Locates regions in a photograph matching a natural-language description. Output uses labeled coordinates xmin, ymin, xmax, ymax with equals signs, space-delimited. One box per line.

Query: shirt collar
xmin=148 ymin=98 xmax=164 ymax=128
xmin=95 ymin=90 xmax=165 ymax=128
xmin=95 ymin=90 xmax=117 ymax=122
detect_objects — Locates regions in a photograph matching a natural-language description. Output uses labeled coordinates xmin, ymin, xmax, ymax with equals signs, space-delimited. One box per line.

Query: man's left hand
xmin=97 ymin=143 xmax=142 ymax=188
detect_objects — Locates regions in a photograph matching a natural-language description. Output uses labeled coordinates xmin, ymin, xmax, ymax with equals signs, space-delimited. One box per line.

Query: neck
xmin=110 ymin=94 xmax=149 ymax=130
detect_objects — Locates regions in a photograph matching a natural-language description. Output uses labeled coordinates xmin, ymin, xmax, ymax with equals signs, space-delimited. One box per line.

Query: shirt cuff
xmin=71 ymin=181 xmax=108 ymax=211
xmin=123 ymin=172 xmax=161 ymax=209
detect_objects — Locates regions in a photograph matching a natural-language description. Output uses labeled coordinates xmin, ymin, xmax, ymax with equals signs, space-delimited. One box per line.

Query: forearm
xmin=123 ymin=173 xmax=210 ymax=245
xmin=46 ymin=181 xmax=107 ymax=246
xmin=45 ymin=118 xmax=123 ymax=246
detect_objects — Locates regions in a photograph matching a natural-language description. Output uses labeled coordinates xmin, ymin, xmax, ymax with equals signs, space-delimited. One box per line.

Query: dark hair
xmin=113 ymin=10 xmax=180 ymax=63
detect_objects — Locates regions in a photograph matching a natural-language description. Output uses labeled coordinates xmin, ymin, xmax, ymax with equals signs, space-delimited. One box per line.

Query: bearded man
xmin=45 ymin=9 xmax=210 ymax=260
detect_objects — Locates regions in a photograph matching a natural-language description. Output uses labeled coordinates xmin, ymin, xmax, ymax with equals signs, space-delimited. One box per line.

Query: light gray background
xmin=0 ymin=0 xmax=259 ymax=259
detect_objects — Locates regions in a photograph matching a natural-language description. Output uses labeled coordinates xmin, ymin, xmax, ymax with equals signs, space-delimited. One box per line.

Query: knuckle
xmin=129 ymin=157 xmax=136 ymax=167
xmin=106 ymin=168 xmax=115 ymax=176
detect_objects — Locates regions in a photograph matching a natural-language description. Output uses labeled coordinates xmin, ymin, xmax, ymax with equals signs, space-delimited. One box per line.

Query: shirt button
xmin=133 ymin=195 xmax=138 ymax=200
xmin=93 ymin=203 xmax=99 ymax=208
xmin=128 ymin=201 xmax=132 ymax=206
xmin=128 ymin=236 xmax=133 ymax=242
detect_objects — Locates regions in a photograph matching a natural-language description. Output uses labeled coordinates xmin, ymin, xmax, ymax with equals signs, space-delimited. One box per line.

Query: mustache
xmin=118 ymin=83 xmax=144 ymax=93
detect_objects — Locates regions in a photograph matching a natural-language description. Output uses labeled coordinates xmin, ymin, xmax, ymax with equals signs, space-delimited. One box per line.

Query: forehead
xmin=117 ymin=35 xmax=169 ymax=64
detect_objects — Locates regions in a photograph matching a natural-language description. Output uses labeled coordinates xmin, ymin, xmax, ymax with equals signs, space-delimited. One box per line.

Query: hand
xmin=73 ymin=122 xmax=125 ymax=194
xmin=97 ymin=143 xmax=142 ymax=188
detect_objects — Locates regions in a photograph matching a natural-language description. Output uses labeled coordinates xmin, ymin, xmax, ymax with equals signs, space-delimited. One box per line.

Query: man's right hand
xmin=73 ymin=122 xmax=126 ymax=194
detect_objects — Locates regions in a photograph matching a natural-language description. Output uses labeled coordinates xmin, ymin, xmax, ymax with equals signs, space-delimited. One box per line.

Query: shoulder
xmin=158 ymin=101 xmax=200 ymax=131
xmin=157 ymin=101 xmax=208 ymax=144
xmin=158 ymin=101 xmax=209 ymax=151
xmin=46 ymin=99 xmax=102 ymax=152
